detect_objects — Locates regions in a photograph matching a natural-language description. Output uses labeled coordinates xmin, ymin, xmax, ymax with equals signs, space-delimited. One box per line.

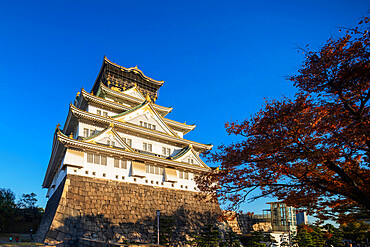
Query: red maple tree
xmin=197 ymin=16 xmax=370 ymax=222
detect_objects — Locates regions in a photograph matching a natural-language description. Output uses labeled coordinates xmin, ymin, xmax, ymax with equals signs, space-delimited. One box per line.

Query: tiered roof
xmin=43 ymin=57 xmax=212 ymax=188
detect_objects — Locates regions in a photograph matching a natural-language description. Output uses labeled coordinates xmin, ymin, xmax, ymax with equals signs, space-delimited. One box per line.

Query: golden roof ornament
xmin=145 ymin=94 xmax=152 ymax=102
xmin=55 ymin=123 xmax=61 ymax=131
xmin=109 ymin=122 xmax=114 ymax=128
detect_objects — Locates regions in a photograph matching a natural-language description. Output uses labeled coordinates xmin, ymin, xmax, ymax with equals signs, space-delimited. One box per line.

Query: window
xmin=123 ymin=138 xmax=132 ymax=147
xmin=145 ymin=164 xmax=163 ymax=175
xmin=101 ymin=156 xmax=107 ymax=166
xmin=179 ymin=170 xmax=189 ymax=180
xmin=162 ymin=147 xmax=171 ymax=156
xmin=85 ymin=171 xmax=88 ymax=175
xmin=103 ymin=173 xmax=106 ymax=177
xmin=115 ymin=175 xmax=118 ymax=179
xmin=97 ymin=110 xmax=101 ymax=115
xmin=114 ymin=158 xmax=120 ymax=168
xmin=94 ymin=154 xmax=100 ymax=164
xmin=107 ymin=140 xmax=115 ymax=146
xmin=140 ymin=121 xmax=156 ymax=130
xmin=103 ymin=112 xmax=108 ymax=117
xmin=88 ymin=153 xmax=108 ymax=166
xmin=83 ymin=128 xmax=89 ymax=137
xmin=87 ymin=153 xmax=93 ymax=163
xmin=121 ymin=160 xmax=127 ymax=169
xmin=92 ymin=172 xmax=96 ymax=175
xmin=143 ymin=143 xmax=152 ymax=152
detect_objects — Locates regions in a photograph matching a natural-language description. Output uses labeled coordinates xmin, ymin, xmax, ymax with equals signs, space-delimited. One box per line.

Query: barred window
xmin=101 ymin=156 xmax=107 ymax=166
xmin=97 ymin=110 xmax=101 ymax=115
xmin=94 ymin=154 xmax=100 ymax=164
xmin=121 ymin=160 xmax=127 ymax=169
xmin=87 ymin=153 xmax=93 ymax=163
xmin=114 ymin=158 xmax=120 ymax=168
xmin=83 ymin=128 xmax=89 ymax=137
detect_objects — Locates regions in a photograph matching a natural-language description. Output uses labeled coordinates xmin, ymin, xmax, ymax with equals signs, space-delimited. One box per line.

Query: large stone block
xmin=37 ymin=175 xmax=221 ymax=246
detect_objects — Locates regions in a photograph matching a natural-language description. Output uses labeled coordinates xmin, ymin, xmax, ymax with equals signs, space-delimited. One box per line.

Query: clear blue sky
xmin=0 ymin=1 xmax=369 ymax=216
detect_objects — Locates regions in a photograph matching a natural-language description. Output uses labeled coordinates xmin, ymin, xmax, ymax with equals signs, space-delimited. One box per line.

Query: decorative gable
xmin=83 ymin=125 xmax=134 ymax=152
xmin=171 ymin=145 xmax=209 ymax=168
xmin=122 ymin=86 xmax=146 ymax=100
xmin=111 ymin=102 xmax=179 ymax=137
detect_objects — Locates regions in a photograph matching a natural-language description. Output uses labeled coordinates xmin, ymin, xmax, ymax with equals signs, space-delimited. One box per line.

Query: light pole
xmin=288 ymin=221 xmax=291 ymax=247
xmin=156 ymin=210 xmax=161 ymax=245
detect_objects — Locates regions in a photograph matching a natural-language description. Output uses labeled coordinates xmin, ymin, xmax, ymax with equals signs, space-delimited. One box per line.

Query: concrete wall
xmin=37 ymin=174 xmax=221 ymax=246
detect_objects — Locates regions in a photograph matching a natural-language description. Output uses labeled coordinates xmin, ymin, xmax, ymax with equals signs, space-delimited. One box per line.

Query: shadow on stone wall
xmin=49 ymin=205 xmax=219 ymax=246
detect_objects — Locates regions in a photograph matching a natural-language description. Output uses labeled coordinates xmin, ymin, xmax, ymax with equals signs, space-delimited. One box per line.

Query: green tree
xmin=341 ymin=220 xmax=370 ymax=245
xmin=220 ymin=230 xmax=240 ymax=247
xmin=153 ymin=216 xmax=175 ymax=246
xmin=239 ymin=231 xmax=274 ymax=247
xmin=0 ymin=188 xmax=17 ymax=232
xmin=188 ymin=224 xmax=222 ymax=247
xmin=18 ymin=193 xmax=37 ymax=209
xmin=322 ymin=224 xmax=344 ymax=247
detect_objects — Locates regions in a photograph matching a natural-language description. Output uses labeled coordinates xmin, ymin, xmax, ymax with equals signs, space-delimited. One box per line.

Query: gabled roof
xmin=67 ymin=104 xmax=213 ymax=151
xmin=82 ymin=125 xmax=135 ymax=152
xmin=98 ymin=84 xmax=173 ymax=117
xmin=170 ymin=145 xmax=210 ymax=169
xmin=111 ymin=101 xmax=180 ymax=138
xmin=80 ymin=88 xmax=196 ymax=134
xmin=119 ymin=85 xmax=146 ymax=101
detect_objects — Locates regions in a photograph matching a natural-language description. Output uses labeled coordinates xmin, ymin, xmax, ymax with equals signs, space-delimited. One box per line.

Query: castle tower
xmin=36 ymin=57 xmax=220 ymax=245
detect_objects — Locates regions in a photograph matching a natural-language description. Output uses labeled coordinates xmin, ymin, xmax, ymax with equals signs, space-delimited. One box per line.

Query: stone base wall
xmin=36 ymin=175 xmax=221 ymax=246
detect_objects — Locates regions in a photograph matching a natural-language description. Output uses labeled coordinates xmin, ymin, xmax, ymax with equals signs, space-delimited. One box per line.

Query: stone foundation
xmin=36 ymin=175 xmax=221 ymax=246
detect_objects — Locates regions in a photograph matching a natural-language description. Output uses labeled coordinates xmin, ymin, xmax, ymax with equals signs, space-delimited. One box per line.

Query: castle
xmin=35 ymin=57 xmax=221 ymax=245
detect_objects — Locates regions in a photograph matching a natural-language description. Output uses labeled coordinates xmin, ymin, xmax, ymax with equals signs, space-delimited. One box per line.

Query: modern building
xmin=268 ymin=202 xmax=297 ymax=235
xmin=296 ymin=212 xmax=308 ymax=225
xmin=36 ymin=57 xmax=220 ymax=245
xmin=224 ymin=202 xmax=298 ymax=247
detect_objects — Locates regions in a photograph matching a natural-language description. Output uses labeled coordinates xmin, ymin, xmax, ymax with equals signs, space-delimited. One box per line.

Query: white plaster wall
xmin=46 ymin=166 xmax=67 ymax=198
xmin=78 ymin=122 xmax=104 ymax=137
xmin=115 ymin=130 xmax=182 ymax=157
xmin=173 ymin=130 xmax=183 ymax=138
xmin=47 ymin=149 xmax=200 ymax=198
xmin=87 ymin=104 xmax=119 ymax=117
